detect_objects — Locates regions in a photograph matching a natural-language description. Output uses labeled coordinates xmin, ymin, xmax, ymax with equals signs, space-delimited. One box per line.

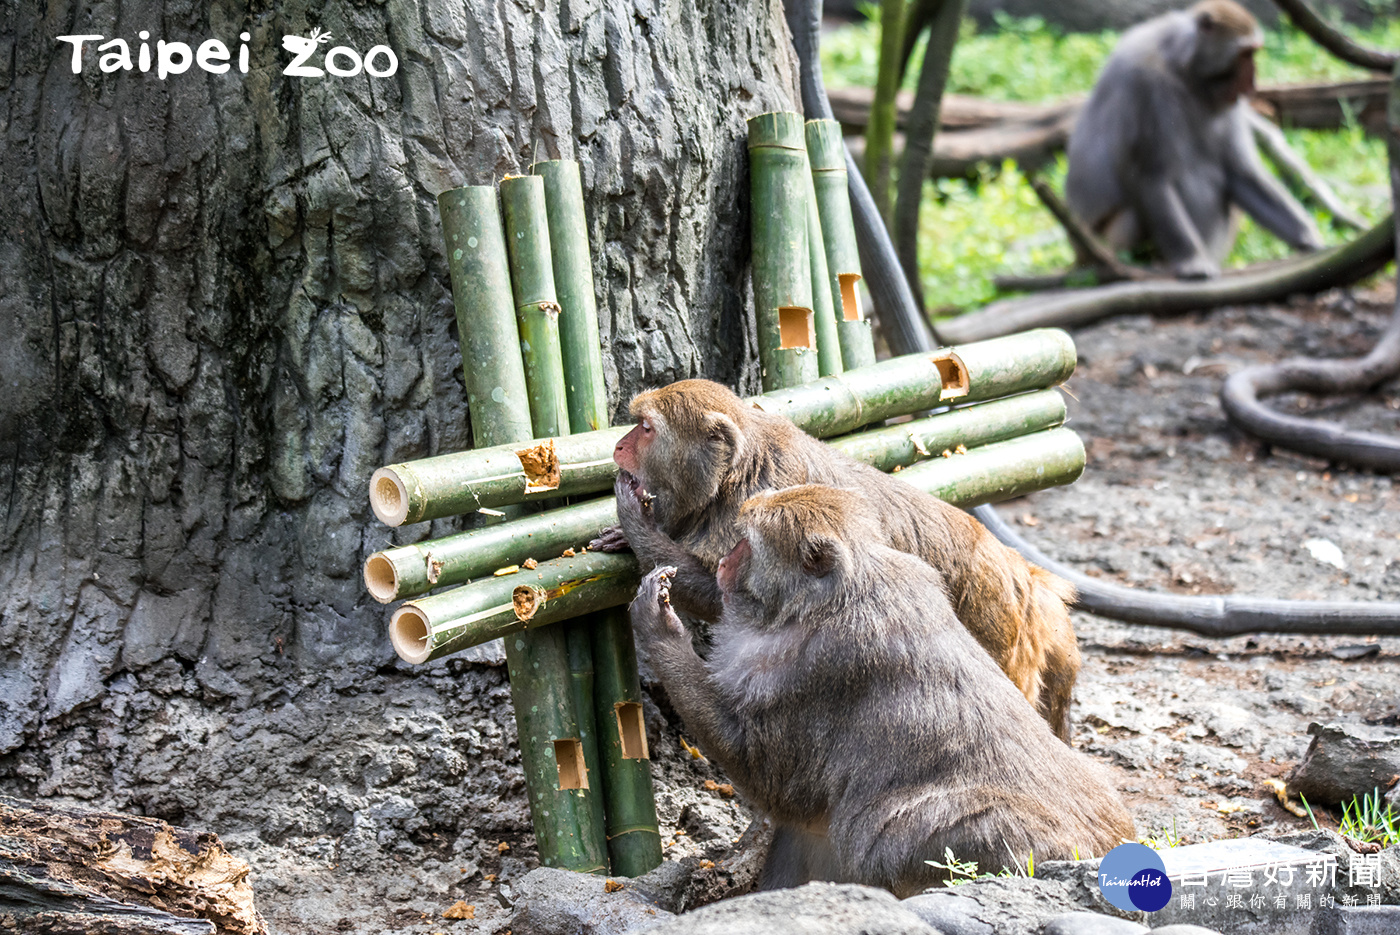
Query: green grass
xmin=822 ymin=11 xmax=1398 ymax=312
xmin=1339 ymin=788 xmax=1400 ymax=847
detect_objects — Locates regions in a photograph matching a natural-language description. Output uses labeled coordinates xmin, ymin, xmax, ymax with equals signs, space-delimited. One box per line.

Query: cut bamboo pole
xmin=805 ymin=165 xmax=845 ymax=377
xmin=748 ymin=112 xmax=821 ymax=391
xmin=390 ymin=425 xmax=1084 ymax=660
xmin=807 ymin=118 xmax=877 ymax=370
xmin=565 ymin=624 xmax=608 ymax=857
xmin=364 ymin=497 xmax=616 ymax=603
xmin=895 ymin=427 xmax=1085 ymax=507
xmin=390 ymin=551 xmax=642 ymax=664
xmin=826 ymin=388 xmax=1065 ymax=470
xmin=500 ymin=174 xmax=571 ymax=438
xmin=369 ymin=329 xmax=1078 ymax=526
xmin=589 ymin=607 xmax=662 ymax=876
xmin=534 ymin=160 xmax=612 ymax=432
xmin=438 ymin=186 xmax=536 ymax=447
xmin=435 ymin=179 xmax=605 ymax=876
xmin=372 ymin=389 xmax=1069 ymax=602
xmin=539 ymin=157 xmax=662 ymax=877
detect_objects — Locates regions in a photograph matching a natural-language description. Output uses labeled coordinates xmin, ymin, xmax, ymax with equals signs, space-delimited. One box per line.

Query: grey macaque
xmin=1066 ymin=0 xmax=1322 ymax=279
xmin=630 ymin=485 xmax=1135 ymax=896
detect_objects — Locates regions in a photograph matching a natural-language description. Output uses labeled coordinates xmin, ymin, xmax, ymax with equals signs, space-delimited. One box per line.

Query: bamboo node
xmin=516 ymin=440 xmax=561 ymax=493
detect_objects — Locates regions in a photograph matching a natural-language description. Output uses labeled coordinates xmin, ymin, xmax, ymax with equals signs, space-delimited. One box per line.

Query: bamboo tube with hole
xmin=389 ymin=551 xmax=641 ymax=664
xmin=805 ymin=163 xmax=845 ymax=377
xmin=534 ymin=160 xmax=611 ymax=433
xmin=433 ymin=181 xmax=606 ymax=875
xmin=366 ymin=390 xmax=1067 ymax=603
xmin=748 ymin=112 xmax=821 ymax=390
xmin=368 ymin=329 xmax=1079 ymax=526
xmin=388 ymin=424 xmax=1084 ymax=659
xmin=589 ymin=606 xmax=662 ymax=876
xmin=807 ymin=119 xmax=877 ymax=370
xmin=363 ymin=497 xmax=617 ymax=603
xmin=500 ymin=175 xmax=571 ymax=439
xmin=438 ymin=186 xmax=535 ymax=447
xmin=564 ymin=623 xmax=608 ymax=860
xmin=540 ymin=157 xmax=662 ymax=876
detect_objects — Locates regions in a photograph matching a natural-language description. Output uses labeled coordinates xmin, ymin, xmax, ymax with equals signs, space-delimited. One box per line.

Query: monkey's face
xmin=614 ymin=399 xmax=745 ymax=529
xmin=1190 ymin=1 xmax=1262 ymax=108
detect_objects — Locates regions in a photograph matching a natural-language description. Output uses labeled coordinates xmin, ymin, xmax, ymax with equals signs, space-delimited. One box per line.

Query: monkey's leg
xmin=758 ymin=824 xmax=839 ymax=891
xmin=613 ymin=476 xmax=724 ymax=620
xmin=1228 ymin=168 xmax=1323 ymax=252
xmin=1137 ymin=178 xmax=1219 ymax=279
xmin=630 ymin=568 xmax=744 ymax=764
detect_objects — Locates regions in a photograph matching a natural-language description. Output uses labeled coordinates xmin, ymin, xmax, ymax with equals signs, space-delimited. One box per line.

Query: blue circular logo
xmin=1097 ymin=843 xmax=1172 ymax=912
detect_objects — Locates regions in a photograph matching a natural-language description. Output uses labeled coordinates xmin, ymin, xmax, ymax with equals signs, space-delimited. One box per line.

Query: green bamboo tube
xmin=372 ymin=390 xmax=1068 ymax=603
xmin=392 ymin=426 xmax=1084 ymax=658
xmin=389 ymin=550 xmax=642 ymax=664
xmin=565 ymin=622 xmax=608 ymax=861
xmin=806 ymin=119 xmax=876 ymax=370
xmin=827 ymin=389 xmax=1066 ymax=470
xmin=500 ymin=175 xmax=571 ymax=438
xmin=896 ymin=428 xmax=1086 ymax=507
xmin=503 ymin=623 xmax=608 ymax=873
xmin=590 ymin=607 xmax=663 ymax=876
xmin=748 ymin=112 xmax=821 ymax=391
xmin=364 ymin=497 xmax=617 ymax=603
xmin=438 ymin=187 xmax=536 ymax=447
xmin=533 ymin=160 xmax=610 ymax=434
xmin=369 ymin=329 xmax=1079 ymax=526
xmin=805 ymin=163 xmax=845 ymax=377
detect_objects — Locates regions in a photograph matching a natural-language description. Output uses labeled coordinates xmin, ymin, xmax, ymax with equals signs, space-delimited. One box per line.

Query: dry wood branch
xmin=939 ymin=214 xmax=1395 ymax=344
xmin=1248 ymin=109 xmax=1367 ymax=230
xmin=1027 ymin=177 xmax=1150 ymax=283
xmin=1270 ymin=0 xmax=1397 ymax=72
xmin=0 ymin=796 xmax=265 ymax=935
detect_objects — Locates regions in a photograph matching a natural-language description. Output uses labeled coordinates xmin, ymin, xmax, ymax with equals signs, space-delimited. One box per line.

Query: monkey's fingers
xmin=588 ymin=525 xmax=632 ymax=553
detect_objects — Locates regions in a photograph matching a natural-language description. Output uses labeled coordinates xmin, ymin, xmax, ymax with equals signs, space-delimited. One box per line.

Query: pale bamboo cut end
xmin=838 ymin=273 xmax=863 ymax=322
xmin=364 ymin=553 xmax=400 ymax=604
xmin=932 ymin=351 xmax=970 ymax=400
xmin=370 ymin=468 xmax=410 ymax=527
xmin=390 ymin=605 xmax=433 ymax=665
xmin=778 ymin=306 xmax=815 ymax=350
xmin=554 ymin=739 xmax=589 ymax=789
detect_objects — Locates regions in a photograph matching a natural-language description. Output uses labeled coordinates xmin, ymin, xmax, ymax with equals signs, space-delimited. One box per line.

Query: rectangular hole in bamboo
xmin=838 ymin=274 xmax=863 ymax=321
xmin=614 ymin=702 xmax=649 ymax=760
xmin=554 ymin=739 xmax=589 ymax=789
xmin=932 ymin=352 xmax=969 ymax=400
xmin=778 ymin=306 xmax=815 ymax=350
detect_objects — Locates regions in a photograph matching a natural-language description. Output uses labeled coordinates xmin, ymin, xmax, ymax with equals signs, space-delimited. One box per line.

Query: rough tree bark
xmin=0 ymin=0 xmax=797 ymax=928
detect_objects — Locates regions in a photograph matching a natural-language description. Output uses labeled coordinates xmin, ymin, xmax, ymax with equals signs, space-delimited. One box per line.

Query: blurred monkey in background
xmin=1066 ymin=0 xmax=1321 ymax=279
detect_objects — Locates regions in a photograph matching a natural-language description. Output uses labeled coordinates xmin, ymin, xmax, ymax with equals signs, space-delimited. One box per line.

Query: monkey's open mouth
xmin=618 ymin=470 xmax=656 ymax=509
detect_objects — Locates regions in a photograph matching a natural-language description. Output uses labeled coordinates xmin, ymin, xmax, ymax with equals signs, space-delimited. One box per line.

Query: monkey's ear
xmin=1196 ymin=8 xmax=1217 ymax=30
xmin=704 ymin=412 xmax=744 ymax=469
xmin=800 ymin=538 xmax=839 ymax=578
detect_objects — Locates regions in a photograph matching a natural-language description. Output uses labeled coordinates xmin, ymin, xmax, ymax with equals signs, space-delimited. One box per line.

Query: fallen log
xmin=0 ymin=796 xmax=265 ymax=935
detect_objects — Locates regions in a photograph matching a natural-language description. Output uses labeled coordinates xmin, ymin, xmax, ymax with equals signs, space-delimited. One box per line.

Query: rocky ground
xmin=2 ymin=286 xmax=1398 ymax=934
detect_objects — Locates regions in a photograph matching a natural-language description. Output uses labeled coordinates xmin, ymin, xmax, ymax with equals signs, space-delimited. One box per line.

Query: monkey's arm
xmin=1136 ymin=177 xmax=1219 ymax=279
xmin=630 ymin=568 xmax=746 ymax=766
xmin=609 ymin=474 xmax=725 ymax=621
xmin=1228 ymin=159 xmax=1324 ymax=252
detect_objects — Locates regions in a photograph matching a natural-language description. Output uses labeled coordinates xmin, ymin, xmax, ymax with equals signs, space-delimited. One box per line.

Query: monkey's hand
xmin=588 ymin=525 xmax=631 ymax=553
xmin=631 ymin=565 xmax=688 ymax=648
xmin=1171 ymin=254 xmax=1220 ymax=280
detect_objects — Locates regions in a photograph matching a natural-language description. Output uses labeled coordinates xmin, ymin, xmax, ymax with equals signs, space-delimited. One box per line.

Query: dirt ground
xmin=5 ymin=288 xmax=1399 ymax=935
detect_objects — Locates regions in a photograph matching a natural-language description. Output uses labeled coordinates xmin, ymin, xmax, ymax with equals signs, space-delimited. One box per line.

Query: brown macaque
xmin=1065 ymin=0 xmax=1321 ymax=279
xmin=591 ymin=379 xmax=1081 ymax=740
xmin=629 ymin=486 xmax=1134 ymax=895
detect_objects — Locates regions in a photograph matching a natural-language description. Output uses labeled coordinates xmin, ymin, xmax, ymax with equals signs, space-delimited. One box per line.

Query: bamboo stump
xmin=0 ymin=796 xmax=265 ymax=935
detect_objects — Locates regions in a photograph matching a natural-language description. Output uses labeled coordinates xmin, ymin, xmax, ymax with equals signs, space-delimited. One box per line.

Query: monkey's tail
xmin=974 ymin=503 xmax=1400 ymax=637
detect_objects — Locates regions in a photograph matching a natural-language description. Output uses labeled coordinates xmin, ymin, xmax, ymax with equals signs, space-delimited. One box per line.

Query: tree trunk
xmin=0 ymin=0 xmax=798 ymax=927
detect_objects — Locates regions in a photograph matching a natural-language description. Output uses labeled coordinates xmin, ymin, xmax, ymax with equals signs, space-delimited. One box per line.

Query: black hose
xmin=784 ymin=0 xmax=939 ymax=356
xmin=784 ymin=0 xmax=1400 ymax=634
